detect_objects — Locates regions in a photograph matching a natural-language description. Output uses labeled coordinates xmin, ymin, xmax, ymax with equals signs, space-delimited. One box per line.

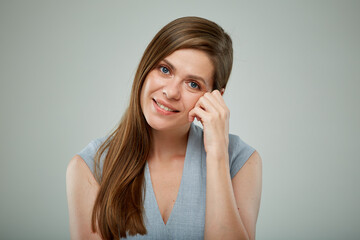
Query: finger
xmin=209 ymin=90 xmax=230 ymax=119
xmin=211 ymin=89 xmax=224 ymax=103
xmin=195 ymin=93 xmax=217 ymax=112
xmin=188 ymin=106 xmax=207 ymax=123
xmin=203 ymin=91 xmax=226 ymax=112
xmin=211 ymin=89 xmax=228 ymax=109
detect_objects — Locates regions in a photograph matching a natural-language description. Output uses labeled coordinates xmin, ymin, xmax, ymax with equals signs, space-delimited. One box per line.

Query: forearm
xmin=204 ymin=151 xmax=249 ymax=240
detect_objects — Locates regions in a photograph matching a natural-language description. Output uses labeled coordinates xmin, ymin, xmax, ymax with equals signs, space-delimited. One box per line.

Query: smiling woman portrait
xmin=66 ymin=16 xmax=262 ymax=240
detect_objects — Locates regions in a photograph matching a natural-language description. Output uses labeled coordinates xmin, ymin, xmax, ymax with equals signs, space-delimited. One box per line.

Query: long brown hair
xmin=92 ymin=16 xmax=233 ymax=239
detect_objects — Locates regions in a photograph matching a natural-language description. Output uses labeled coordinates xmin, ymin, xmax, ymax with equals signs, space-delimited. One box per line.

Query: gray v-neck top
xmin=77 ymin=123 xmax=256 ymax=239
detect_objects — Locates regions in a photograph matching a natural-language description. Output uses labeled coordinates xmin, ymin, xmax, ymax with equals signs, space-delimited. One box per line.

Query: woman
xmin=66 ymin=16 xmax=262 ymax=240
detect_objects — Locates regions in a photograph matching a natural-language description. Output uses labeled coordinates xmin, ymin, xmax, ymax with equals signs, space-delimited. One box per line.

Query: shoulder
xmin=228 ymin=133 xmax=256 ymax=179
xmin=78 ymin=136 xmax=108 ymax=158
xmin=231 ymin=148 xmax=262 ymax=240
xmin=66 ymin=154 xmax=99 ymax=187
xmin=192 ymin=123 xmax=255 ymax=159
xmin=191 ymin=124 xmax=256 ymax=178
xmin=66 ymin=155 xmax=102 ymax=239
xmin=191 ymin=124 xmax=255 ymax=159
xmin=228 ymin=133 xmax=255 ymax=158
xmin=76 ymin=135 xmax=109 ymax=180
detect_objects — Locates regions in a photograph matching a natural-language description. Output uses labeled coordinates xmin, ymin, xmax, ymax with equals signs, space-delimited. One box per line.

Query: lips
xmin=152 ymin=98 xmax=179 ymax=112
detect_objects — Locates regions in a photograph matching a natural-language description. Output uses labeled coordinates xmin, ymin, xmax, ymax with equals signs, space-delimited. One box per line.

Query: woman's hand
xmin=188 ymin=89 xmax=230 ymax=158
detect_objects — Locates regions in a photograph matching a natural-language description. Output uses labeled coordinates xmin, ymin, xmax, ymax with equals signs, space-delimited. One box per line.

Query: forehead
xmin=163 ymin=49 xmax=214 ymax=90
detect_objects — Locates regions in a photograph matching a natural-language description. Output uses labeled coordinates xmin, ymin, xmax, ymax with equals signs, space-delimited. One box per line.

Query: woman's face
xmin=140 ymin=48 xmax=214 ymax=131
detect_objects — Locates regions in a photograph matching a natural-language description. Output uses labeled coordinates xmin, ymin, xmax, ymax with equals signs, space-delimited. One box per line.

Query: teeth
xmin=156 ymin=101 xmax=175 ymax=112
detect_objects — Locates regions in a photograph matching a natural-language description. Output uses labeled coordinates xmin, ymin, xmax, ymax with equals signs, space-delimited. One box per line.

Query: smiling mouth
xmin=153 ymin=99 xmax=179 ymax=112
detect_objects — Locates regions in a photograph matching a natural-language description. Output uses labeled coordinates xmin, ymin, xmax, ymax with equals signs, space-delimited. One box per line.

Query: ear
xmin=220 ymin=88 xmax=225 ymax=96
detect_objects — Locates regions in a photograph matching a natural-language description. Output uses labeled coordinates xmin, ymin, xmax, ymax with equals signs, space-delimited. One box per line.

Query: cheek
xmin=143 ymin=72 xmax=162 ymax=92
xmin=141 ymin=74 xmax=155 ymax=96
xmin=140 ymin=73 xmax=162 ymax=106
xmin=185 ymin=94 xmax=202 ymax=111
xmin=140 ymin=79 xmax=151 ymax=109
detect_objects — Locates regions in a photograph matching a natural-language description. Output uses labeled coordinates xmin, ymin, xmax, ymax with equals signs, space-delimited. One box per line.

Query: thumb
xmin=188 ymin=108 xmax=196 ymax=122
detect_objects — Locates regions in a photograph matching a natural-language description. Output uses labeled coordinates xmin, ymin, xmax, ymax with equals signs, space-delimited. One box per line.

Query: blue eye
xmin=189 ymin=81 xmax=200 ymax=89
xmin=160 ymin=66 xmax=170 ymax=74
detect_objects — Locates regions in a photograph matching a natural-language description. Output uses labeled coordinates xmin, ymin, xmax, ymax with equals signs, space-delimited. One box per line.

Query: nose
xmin=162 ymin=79 xmax=181 ymax=100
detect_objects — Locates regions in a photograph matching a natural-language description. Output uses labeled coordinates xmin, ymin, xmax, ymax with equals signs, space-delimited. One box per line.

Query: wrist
xmin=206 ymin=147 xmax=229 ymax=159
xmin=206 ymin=149 xmax=230 ymax=170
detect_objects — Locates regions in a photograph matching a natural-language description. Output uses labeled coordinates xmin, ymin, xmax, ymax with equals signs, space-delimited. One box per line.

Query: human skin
xmin=140 ymin=48 xmax=214 ymax=133
xmin=66 ymin=48 xmax=262 ymax=239
xmin=141 ymin=48 xmax=261 ymax=239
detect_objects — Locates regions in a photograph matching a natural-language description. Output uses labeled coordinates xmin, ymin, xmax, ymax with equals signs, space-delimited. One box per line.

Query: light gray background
xmin=0 ymin=0 xmax=359 ymax=239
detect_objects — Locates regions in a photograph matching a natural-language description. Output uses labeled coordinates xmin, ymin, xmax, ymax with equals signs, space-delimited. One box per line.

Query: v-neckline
xmin=145 ymin=124 xmax=193 ymax=227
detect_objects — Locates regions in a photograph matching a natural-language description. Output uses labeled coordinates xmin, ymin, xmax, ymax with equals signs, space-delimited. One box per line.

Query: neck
xmin=149 ymin=123 xmax=191 ymax=163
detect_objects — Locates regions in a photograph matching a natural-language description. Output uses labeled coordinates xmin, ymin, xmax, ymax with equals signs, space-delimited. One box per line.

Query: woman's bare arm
xmin=66 ymin=155 xmax=102 ymax=240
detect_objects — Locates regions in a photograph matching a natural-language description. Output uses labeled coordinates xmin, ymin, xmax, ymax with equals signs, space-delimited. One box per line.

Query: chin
xmin=146 ymin=120 xmax=174 ymax=131
xmin=146 ymin=118 xmax=190 ymax=132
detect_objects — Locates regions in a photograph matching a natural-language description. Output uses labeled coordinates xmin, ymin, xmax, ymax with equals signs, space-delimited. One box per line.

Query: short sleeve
xmin=77 ymin=136 xmax=108 ymax=179
xmin=228 ymin=134 xmax=256 ymax=179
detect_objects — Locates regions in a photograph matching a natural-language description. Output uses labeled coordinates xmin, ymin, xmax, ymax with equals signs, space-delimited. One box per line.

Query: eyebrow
xmin=162 ymin=59 xmax=209 ymax=88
